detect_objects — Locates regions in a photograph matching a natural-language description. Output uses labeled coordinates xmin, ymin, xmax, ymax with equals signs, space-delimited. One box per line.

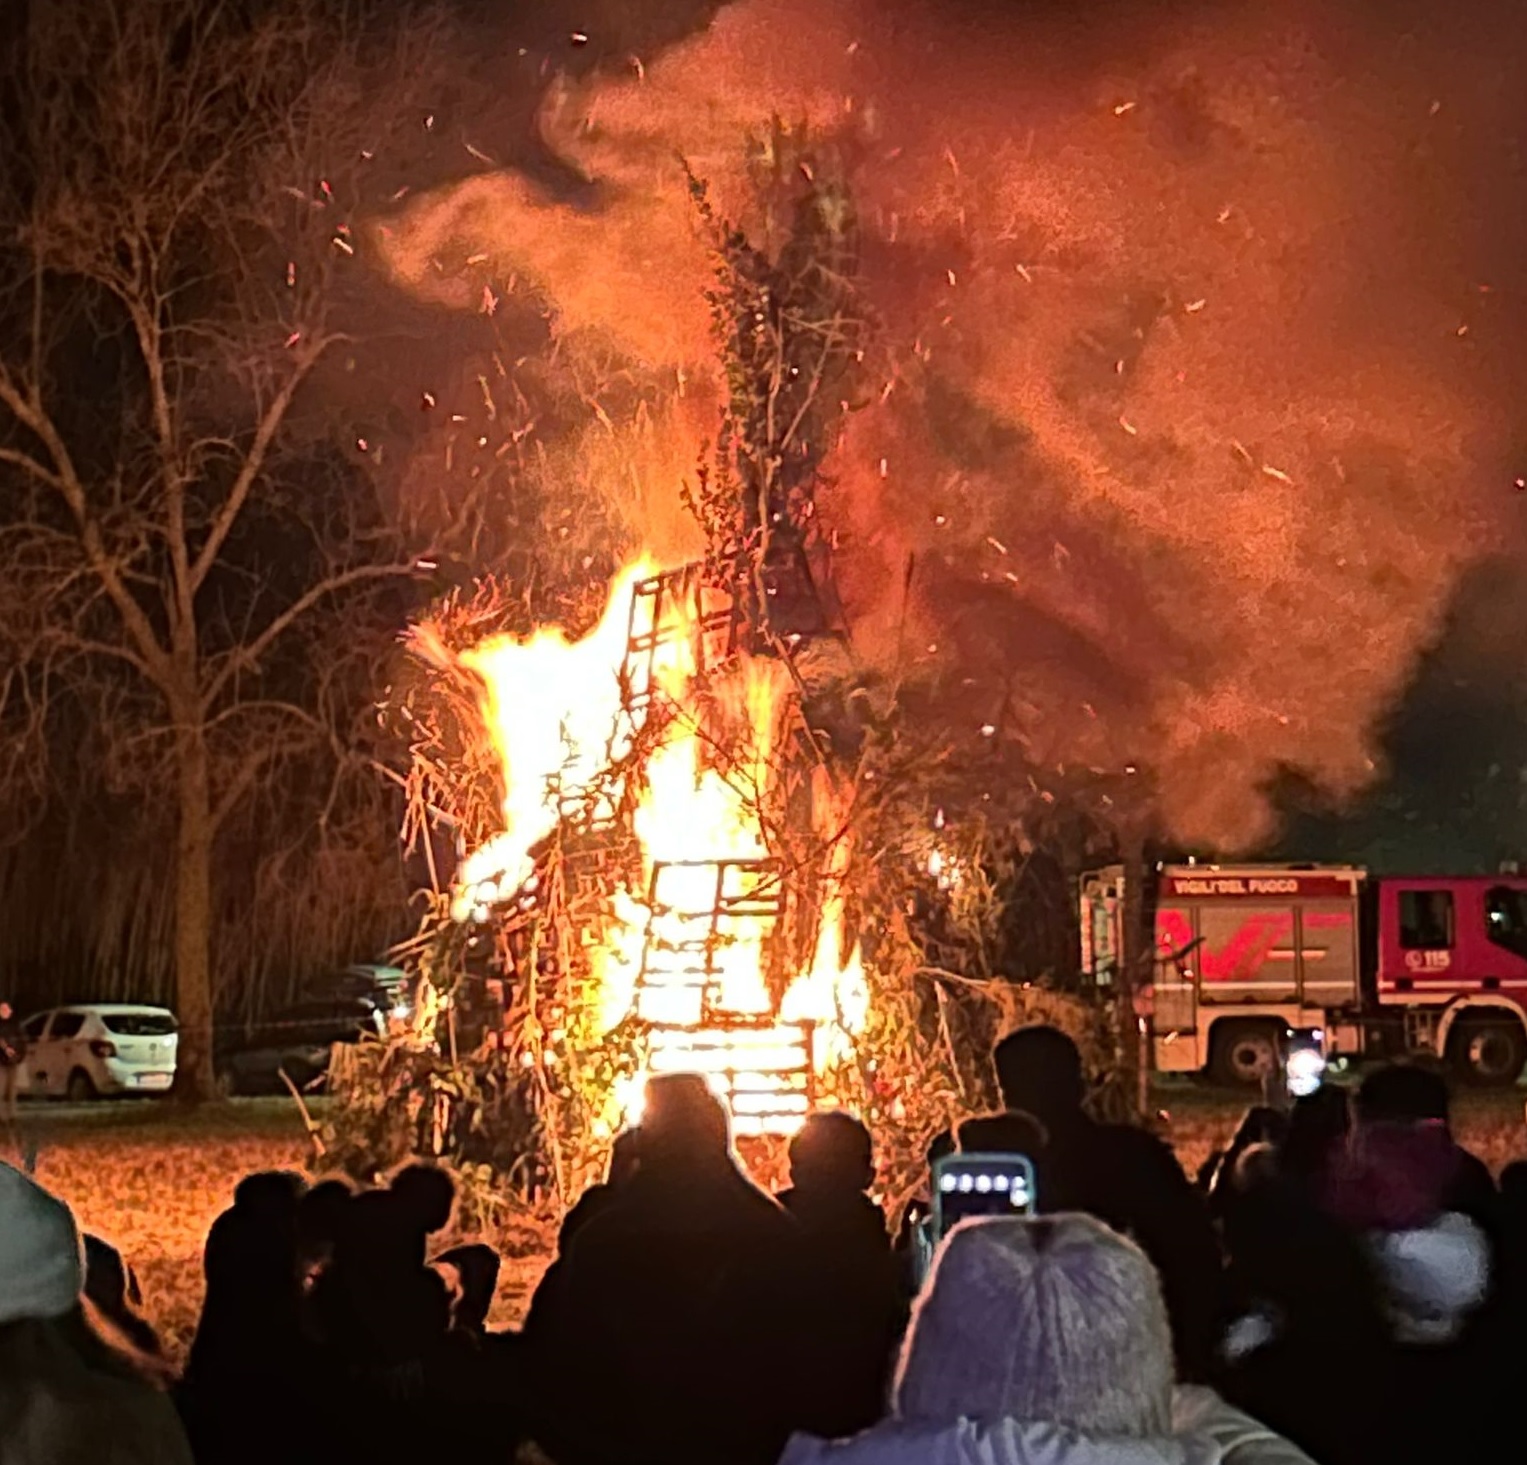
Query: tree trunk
xmin=172 ymin=724 xmax=218 ymax=1103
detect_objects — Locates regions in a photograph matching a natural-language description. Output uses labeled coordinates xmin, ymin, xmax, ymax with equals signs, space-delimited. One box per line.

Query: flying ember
xmin=449 ymin=559 xmax=867 ymax=1136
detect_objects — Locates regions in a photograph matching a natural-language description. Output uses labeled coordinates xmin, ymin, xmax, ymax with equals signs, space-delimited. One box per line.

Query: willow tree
xmin=0 ymin=0 xmax=447 ymax=1097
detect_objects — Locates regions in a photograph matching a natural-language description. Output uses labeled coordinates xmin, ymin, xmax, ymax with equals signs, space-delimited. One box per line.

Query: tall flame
xmin=453 ymin=559 xmax=865 ymax=1135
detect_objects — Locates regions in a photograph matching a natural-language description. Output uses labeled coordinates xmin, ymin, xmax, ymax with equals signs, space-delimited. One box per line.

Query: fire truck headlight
xmin=1285 ymin=1046 xmax=1327 ymax=1098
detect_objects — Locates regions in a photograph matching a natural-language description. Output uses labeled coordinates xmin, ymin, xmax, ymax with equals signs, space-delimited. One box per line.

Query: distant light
xmin=1286 ymin=1047 xmax=1326 ymax=1098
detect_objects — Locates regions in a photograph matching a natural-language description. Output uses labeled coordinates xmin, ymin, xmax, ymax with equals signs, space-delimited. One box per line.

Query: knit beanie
xmin=894 ymin=1213 xmax=1174 ymax=1437
xmin=0 ymin=1163 xmax=84 ymax=1324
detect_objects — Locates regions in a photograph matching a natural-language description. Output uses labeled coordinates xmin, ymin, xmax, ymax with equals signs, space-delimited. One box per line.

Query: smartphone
xmin=931 ymin=1152 xmax=1037 ymax=1243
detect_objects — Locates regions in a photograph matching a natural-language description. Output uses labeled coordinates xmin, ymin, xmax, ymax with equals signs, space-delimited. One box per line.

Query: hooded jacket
xmin=780 ymin=1388 xmax=1314 ymax=1465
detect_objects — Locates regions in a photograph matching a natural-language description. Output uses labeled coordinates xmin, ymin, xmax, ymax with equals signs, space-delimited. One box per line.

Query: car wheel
xmin=66 ymin=1069 xmax=98 ymax=1104
xmin=1449 ymin=1018 xmax=1527 ymax=1088
xmin=1209 ymin=1022 xmax=1281 ymax=1088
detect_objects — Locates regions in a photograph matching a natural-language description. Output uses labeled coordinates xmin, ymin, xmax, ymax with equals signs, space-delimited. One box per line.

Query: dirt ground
xmin=12 ymin=1084 xmax=1526 ymax=1360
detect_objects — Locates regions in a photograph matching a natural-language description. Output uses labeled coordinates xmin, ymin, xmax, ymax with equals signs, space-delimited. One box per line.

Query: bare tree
xmin=0 ymin=0 xmax=442 ymax=1097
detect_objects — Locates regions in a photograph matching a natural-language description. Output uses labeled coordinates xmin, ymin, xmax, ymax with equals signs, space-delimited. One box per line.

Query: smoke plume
xmin=375 ymin=0 xmax=1525 ymax=849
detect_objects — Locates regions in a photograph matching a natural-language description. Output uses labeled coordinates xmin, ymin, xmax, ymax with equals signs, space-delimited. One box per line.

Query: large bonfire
xmin=324 ymin=142 xmax=1121 ymax=1224
xmin=446 ymin=558 xmax=868 ymax=1139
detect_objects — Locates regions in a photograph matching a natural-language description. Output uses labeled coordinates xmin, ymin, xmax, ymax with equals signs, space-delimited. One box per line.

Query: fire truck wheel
xmin=1448 ymin=1017 xmax=1527 ymax=1088
xmin=1209 ymin=1021 xmax=1281 ymax=1089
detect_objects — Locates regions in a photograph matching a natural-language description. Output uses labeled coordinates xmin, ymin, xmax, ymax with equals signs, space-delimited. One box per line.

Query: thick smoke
xmin=375 ymin=0 xmax=1524 ymax=849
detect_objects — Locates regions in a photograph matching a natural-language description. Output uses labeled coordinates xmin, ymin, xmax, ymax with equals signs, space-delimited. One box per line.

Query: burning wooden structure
xmin=397 ymin=550 xmax=867 ymax=1183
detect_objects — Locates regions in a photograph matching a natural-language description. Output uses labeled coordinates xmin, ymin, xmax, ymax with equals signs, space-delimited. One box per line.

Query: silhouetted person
xmin=994 ymin=1026 xmax=1222 ymax=1379
xmin=956 ymin=1111 xmax=1048 ymax=1162
xmin=296 ymin=1177 xmax=353 ymax=1292
xmin=1196 ymin=1107 xmax=1286 ymax=1202
xmin=1279 ymin=1084 xmax=1350 ymax=1192
xmin=779 ymin=1113 xmax=903 ymax=1437
xmin=84 ymin=1234 xmax=162 ymax=1358
xmin=1214 ymin=1140 xmax=1394 ymax=1465
xmin=524 ymin=1074 xmax=802 ymax=1465
xmin=390 ymin=1163 xmax=456 ymax=1261
xmin=313 ymin=1187 xmax=450 ymax=1371
xmin=1348 ymin=1063 xmax=1496 ymax=1226
xmin=522 ymin=1127 xmax=643 ymax=1345
xmin=0 ymin=999 xmax=24 ymax=1136
xmin=0 ymin=1163 xmax=193 ymax=1464
xmin=779 ymin=1111 xmax=885 ymax=1244
xmin=182 ymin=1171 xmax=311 ymax=1465
xmin=560 ymin=1126 xmax=643 ymax=1250
xmin=1326 ymin=1064 xmax=1500 ymax=1465
xmin=434 ymin=1243 xmax=500 ymax=1337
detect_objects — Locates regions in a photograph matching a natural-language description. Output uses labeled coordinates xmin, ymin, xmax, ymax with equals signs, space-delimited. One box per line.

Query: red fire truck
xmin=1079 ymin=863 xmax=1527 ymax=1087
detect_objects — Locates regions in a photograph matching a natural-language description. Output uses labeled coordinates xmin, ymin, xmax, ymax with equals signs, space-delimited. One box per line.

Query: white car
xmin=17 ymin=1005 xmax=179 ymax=1101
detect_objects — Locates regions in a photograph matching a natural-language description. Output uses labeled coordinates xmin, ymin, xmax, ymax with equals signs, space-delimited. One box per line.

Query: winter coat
xmin=778 ymin=1388 xmax=1315 ymax=1465
xmin=0 ymin=1335 xmax=194 ymax=1465
xmin=525 ymin=1155 xmax=805 ymax=1465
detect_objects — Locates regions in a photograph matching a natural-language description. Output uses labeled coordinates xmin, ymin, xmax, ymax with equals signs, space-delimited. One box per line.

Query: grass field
xmin=10 ymin=1084 xmax=1526 ymax=1361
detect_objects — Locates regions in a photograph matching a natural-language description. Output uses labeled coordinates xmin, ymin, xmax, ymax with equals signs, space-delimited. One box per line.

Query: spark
xmin=980 ymin=724 xmax=996 ymax=737
xmin=986 ymin=535 xmax=1009 ymax=554
xmin=1231 ymin=440 xmax=1254 ymax=466
xmin=945 ymin=268 xmax=957 ymax=286
xmin=481 ymin=284 xmax=499 ymax=316
xmin=283 ymin=331 xmax=301 ymax=349
xmin=1113 ymin=101 xmax=1137 ymax=115
xmin=1120 ymin=416 xmax=1138 ymax=435
xmin=630 ymin=55 xmax=645 ymax=80
xmin=571 ymin=31 xmax=589 ymax=44
xmin=1217 ymin=205 xmax=1232 ymax=224
xmin=1015 ymin=263 xmax=1032 ymax=283
xmin=1261 ymin=463 xmax=1292 ymax=483
xmin=356 ymin=437 xmax=369 ymax=452
xmin=331 ymin=236 xmax=355 ymax=255
xmin=1185 ymin=298 xmax=1206 ymax=313
xmin=415 ymin=559 xmax=438 ymax=570
xmin=421 ymin=391 xmax=436 ymax=410
xmin=319 ymin=179 xmax=334 ymax=202
xmin=425 ymin=114 xmax=434 ymax=130
xmin=285 ymin=262 xmax=296 ymax=287
xmin=465 ymin=143 xmax=495 ymax=165
xmin=1456 ymin=324 xmax=1469 ymax=337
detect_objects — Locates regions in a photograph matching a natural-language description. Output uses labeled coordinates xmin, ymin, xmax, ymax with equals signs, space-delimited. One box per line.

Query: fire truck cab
xmin=1080 ymin=863 xmax=1527 ymax=1087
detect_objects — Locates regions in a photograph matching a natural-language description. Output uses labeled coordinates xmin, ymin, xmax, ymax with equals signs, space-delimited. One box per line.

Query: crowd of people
xmin=0 ymin=1024 xmax=1523 ymax=1465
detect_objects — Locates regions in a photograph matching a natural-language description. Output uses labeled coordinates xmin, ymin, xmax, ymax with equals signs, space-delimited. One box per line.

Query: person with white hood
xmin=0 ymin=1161 xmax=192 ymax=1465
xmin=781 ymin=1212 xmax=1313 ymax=1465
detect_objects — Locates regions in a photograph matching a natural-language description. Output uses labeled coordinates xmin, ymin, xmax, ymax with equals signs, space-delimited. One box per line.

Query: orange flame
xmin=453 ymin=559 xmax=865 ymax=1136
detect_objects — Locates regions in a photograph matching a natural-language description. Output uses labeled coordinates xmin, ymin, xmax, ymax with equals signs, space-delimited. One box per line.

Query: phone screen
xmin=932 ymin=1152 xmax=1037 ymax=1243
